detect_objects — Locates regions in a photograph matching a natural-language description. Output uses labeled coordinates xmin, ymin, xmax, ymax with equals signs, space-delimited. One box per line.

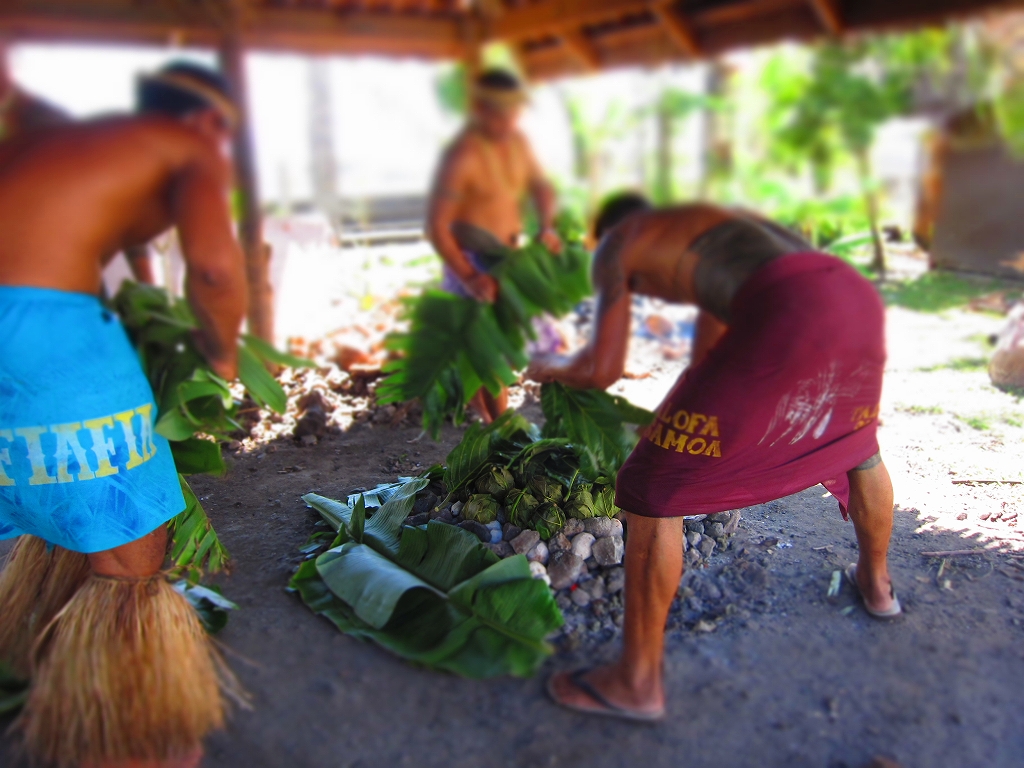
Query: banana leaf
xmin=167 ymin=474 xmax=230 ymax=584
xmin=173 ymin=581 xmax=238 ymax=635
xmin=292 ymin=478 xmax=562 ymax=678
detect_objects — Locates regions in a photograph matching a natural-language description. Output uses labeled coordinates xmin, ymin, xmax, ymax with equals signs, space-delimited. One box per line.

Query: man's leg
xmin=846 ymin=456 xmax=897 ymax=613
xmin=548 ymin=513 xmax=683 ymax=715
xmin=469 ymin=387 xmax=509 ymax=424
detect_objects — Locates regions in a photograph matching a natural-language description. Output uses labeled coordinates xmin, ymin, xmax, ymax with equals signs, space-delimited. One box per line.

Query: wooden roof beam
xmin=486 ymin=0 xmax=652 ymax=42
xmin=653 ymin=1 xmax=700 ymax=57
xmin=807 ymin=0 xmax=843 ymax=35
xmin=559 ymin=28 xmax=601 ymax=71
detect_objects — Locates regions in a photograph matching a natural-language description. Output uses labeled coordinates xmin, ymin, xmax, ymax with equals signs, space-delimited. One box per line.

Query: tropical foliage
xmin=113 ymin=282 xmax=313 ymax=580
xmin=377 ymin=215 xmax=592 ymax=437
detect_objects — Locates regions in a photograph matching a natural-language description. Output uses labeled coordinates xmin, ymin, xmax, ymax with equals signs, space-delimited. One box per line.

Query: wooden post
xmin=218 ymin=32 xmax=274 ymax=343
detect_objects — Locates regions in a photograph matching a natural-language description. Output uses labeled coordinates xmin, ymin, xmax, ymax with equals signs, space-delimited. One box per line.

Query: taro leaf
xmin=242 ymin=334 xmax=315 ymax=369
xmin=168 ymin=475 xmax=230 ymax=581
xmin=237 ymin=344 xmax=287 ymax=414
xmin=540 ymin=382 xmax=654 ymax=480
xmin=170 ymin=437 xmax=226 ymax=477
xmin=156 ymin=409 xmax=199 ymax=442
xmin=173 ymin=580 xmax=238 ymax=635
xmin=316 ymin=542 xmax=445 ymax=629
xmin=0 ymin=662 xmax=28 ymax=715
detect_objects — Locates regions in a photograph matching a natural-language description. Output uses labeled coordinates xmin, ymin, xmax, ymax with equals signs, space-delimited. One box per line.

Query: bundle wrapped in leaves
xmin=293 ymin=478 xmax=563 ymax=678
xmin=377 ymin=215 xmax=592 ymax=436
xmin=112 ymin=282 xmax=313 ymax=581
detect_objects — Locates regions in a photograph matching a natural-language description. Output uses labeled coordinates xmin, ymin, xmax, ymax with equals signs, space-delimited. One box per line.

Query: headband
xmin=472 ymin=83 xmax=528 ymax=110
xmin=140 ymin=71 xmax=239 ymax=130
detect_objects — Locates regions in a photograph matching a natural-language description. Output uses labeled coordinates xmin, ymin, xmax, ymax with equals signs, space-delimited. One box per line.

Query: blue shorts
xmin=0 ymin=287 xmax=184 ymax=553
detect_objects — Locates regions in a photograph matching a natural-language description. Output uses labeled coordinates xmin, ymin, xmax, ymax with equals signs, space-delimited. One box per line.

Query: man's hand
xmin=525 ymin=352 xmax=568 ymax=384
xmin=464 ymin=272 xmax=499 ymax=303
xmin=539 ymin=227 xmax=563 ymax=255
xmin=193 ymin=330 xmax=238 ymax=381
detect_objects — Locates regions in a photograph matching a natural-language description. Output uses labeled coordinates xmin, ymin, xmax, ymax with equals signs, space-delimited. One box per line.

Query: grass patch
xmin=919 ymin=356 xmax=990 ymax=373
xmin=959 ymin=414 xmax=992 ymax=431
xmin=1005 ymin=415 xmax=1023 ymax=428
xmin=880 ymin=272 xmax=1012 ymax=313
xmin=897 ymin=404 xmax=943 ymax=415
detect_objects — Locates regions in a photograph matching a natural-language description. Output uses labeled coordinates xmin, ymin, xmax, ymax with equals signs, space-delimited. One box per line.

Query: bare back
xmin=0 ymin=117 xmax=229 ymax=295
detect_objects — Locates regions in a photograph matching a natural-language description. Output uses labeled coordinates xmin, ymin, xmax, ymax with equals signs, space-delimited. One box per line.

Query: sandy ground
xmin=3 ymin=268 xmax=1024 ymax=768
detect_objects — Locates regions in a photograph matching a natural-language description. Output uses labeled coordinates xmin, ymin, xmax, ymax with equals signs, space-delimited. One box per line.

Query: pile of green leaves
xmin=377 ymin=216 xmax=592 ymax=437
xmin=112 ymin=282 xmax=313 ymax=580
xmin=292 ymin=477 xmax=563 ymax=678
xmin=441 ymin=397 xmax=650 ymax=539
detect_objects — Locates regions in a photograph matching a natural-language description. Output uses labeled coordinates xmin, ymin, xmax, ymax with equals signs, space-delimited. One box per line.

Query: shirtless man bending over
xmin=426 ymin=68 xmax=562 ymax=422
xmin=528 ymin=193 xmax=898 ymax=721
xmin=0 ymin=62 xmax=245 ymax=767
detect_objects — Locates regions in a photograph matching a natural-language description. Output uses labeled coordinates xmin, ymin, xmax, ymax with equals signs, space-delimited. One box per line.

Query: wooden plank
xmin=653 ymin=2 xmax=700 ymax=57
xmin=560 ymin=28 xmax=602 ymax=70
xmin=807 ymin=0 xmax=844 ymax=34
xmin=0 ymin=1 xmax=464 ymax=57
xmin=218 ymin=33 xmax=274 ymax=342
xmin=487 ymin=0 xmax=651 ymax=42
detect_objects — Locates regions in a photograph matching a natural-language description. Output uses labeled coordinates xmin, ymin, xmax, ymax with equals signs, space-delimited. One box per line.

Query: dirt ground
xmin=3 ymin=282 xmax=1024 ymax=768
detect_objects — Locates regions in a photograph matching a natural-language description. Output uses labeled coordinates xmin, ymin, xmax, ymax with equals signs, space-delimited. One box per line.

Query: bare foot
xmin=547 ymin=663 xmax=665 ymax=719
xmin=80 ymin=748 xmax=203 ymax=768
xmin=849 ymin=563 xmax=899 ymax=616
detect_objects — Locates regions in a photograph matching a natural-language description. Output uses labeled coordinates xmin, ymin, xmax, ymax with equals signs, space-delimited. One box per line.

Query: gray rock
xmin=436 ymin=510 xmax=455 ymax=525
xmin=684 ymin=548 xmax=702 ymax=568
xmin=684 ymin=514 xmax=708 ymax=522
xmin=570 ymin=532 xmax=596 ymax=561
xmin=510 ymin=529 xmax=541 ymax=555
xmin=698 ymin=536 xmax=717 ymax=559
xmin=548 ymin=533 xmax=571 ymax=552
xmin=458 ymin=520 xmax=490 ymax=543
xmin=405 ymin=512 xmax=429 ymax=527
xmin=571 ymin=588 xmax=592 ymax=608
xmin=502 ymin=523 xmax=522 ymax=542
xmin=563 ymin=518 xmax=585 ymax=537
xmin=412 ymin=492 xmax=438 ymax=516
xmin=605 ymin=567 xmax=626 ymax=594
xmin=450 ymin=501 xmax=463 ymax=517
xmin=593 ymin=536 xmax=625 ymax=566
xmin=582 ymin=518 xmax=616 ymax=538
xmin=723 ymin=510 xmax=742 ymax=535
xmin=685 ymin=531 xmax=702 ymax=548
xmin=581 ymin=577 xmax=606 ymax=601
xmin=489 ymin=528 xmax=503 ymax=544
xmin=608 ymin=518 xmax=624 ymax=538
xmin=486 ymin=541 xmax=514 ymax=558
xmin=547 ymin=550 xmax=584 ymax=590
xmin=707 ymin=511 xmax=732 ymax=524
xmin=526 ymin=541 xmax=549 ymax=565
xmin=685 ymin=520 xmax=704 ymax=535
xmin=555 ymin=593 xmax=573 ymax=611
xmin=706 ymin=522 xmax=726 ymax=539
xmin=528 ymin=561 xmax=550 ymax=585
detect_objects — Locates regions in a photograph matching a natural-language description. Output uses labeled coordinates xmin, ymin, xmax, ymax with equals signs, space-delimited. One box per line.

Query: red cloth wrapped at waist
xmin=615 ymin=252 xmax=884 ymax=519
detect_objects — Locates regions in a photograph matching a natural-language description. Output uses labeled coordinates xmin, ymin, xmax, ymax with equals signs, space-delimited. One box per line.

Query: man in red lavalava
xmin=527 ymin=194 xmax=899 ymax=722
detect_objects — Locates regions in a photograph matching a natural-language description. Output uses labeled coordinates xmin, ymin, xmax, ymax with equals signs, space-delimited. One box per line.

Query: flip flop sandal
xmin=845 ymin=564 xmax=902 ymax=619
xmin=545 ymin=668 xmax=665 ymax=723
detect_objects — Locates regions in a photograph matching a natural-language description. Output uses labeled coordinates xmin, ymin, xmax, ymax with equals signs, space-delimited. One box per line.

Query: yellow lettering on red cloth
xmin=645 ymin=410 xmax=722 ymax=458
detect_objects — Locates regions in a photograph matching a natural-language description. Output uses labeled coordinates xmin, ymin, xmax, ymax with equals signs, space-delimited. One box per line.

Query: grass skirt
xmin=17 ymin=574 xmax=241 ymax=766
xmin=0 ymin=535 xmax=91 ymax=679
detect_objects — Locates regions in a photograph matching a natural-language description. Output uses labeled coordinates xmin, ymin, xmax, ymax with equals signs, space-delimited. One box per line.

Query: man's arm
xmin=691 ymin=310 xmax=727 ymax=368
xmin=172 ymin=145 xmax=247 ymax=380
xmin=521 ymin=134 xmax=561 ymax=254
xmin=125 ymin=244 xmax=155 ymax=285
xmin=525 ymin=223 xmax=632 ymax=389
xmin=426 ymin=144 xmax=497 ymax=302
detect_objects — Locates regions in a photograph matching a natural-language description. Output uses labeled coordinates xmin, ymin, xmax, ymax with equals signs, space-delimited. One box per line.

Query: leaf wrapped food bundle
xmin=565 ymin=488 xmax=596 ymax=520
xmin=593 ymin=486 xmax=620 ymax=519
xmin=462 ymin=494 xmax=501 ymax=524
xmin=475 ymin=465 xmax=515 ymax=500
xmin=505 ymin=489 xmax=540 ymax=528
xmin=528 ymin=475 xmax=564 ymax=504
xmin=534 ymin=503 xmax=566 ymax=540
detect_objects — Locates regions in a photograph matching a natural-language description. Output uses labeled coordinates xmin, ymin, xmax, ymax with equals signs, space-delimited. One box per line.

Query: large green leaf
xmin=167 ymin=474 xmax=230 ymax=581
xmin=541 ymin=383 xmax=654 ymax=480
xmin=237 ymin=344 xmax=288 ymax=414
xmin=442 ymin=410 xmax=533 ymax=494
xmin=242 ymin=334 xmax=316 ymax=369
xmin=170 ymin=437 xmax=226 ymax=477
